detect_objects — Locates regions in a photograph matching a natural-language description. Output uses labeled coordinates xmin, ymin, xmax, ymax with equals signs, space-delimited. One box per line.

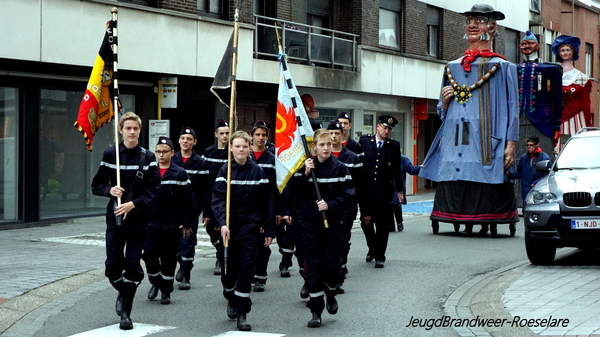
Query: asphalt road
xmin=24 ymin=214 xmax=530 ymax=337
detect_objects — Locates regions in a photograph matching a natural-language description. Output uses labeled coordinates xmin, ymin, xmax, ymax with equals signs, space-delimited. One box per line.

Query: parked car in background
xmin=524 ymin=127 xmax=600 ymax=264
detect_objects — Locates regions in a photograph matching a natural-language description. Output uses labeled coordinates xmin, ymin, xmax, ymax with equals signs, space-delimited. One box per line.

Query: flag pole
xmin=275 ymin=26 xmax=328 ymax=229
xmin=110 ymin=7 xmax=123 ymax=226
xmin=224 ymin=8 xmax=240 ymax=275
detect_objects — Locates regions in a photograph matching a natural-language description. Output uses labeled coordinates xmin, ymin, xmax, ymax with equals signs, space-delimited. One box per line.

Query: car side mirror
xmin=536 ymin=160 xmax=550 ymax=173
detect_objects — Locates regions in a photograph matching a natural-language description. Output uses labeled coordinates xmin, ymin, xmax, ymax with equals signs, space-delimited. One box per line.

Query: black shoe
xmin=115 ymin=294 xmax=122 ymax=316
xmin=336 ymin=285 xmax=345 ymax=294
xmin=279 ymin=265 xmax=291 ymax=278
xmin=160 ymin=292 xmax=171 ymax=305
xmin=464 ymin=224 xmax=473 ymax=234
xmin=227 ymin=300 xmax=237 ymax=319
xmin=253 ymin=280 xmax=265 ymax=292
xmin=179 ymin=276 xmax=191 ymax=290
xmin=147 ymin=285 xmax=159 ymax=300
xmin=300 ymin=283 xmax=309 ymax=299
xmin=214 ymin=260 xmax=222 ymax=276
xmin=397 ymin=223 xmax=404 ymax=232
xmin=236 ymin=313 xmax=251 ymax=331
xmin=375 ymin=261 xmax=384 ymax=268
xmin=326 ymin=294 xmax=338 ymax=315
xmin=307 ymin=313 xmax=322 ymax=327
xmin=175 ymin=267 xmax=185 ymax=282
xmin=365 ymin=253 xmax=374 ymax=262
xmin=119 ymin=296 xmax=133 ymax=330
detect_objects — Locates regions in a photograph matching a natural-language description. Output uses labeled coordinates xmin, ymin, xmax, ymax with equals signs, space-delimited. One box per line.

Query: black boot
xmin=307 ymin=312 xmax=321 ymax=327
xmin=148 ymin=285 xmax=159 ymax=300
xmin=175 ymin=267 xmax=185 ymax=282
xmin=236 ymin=313 xmax=251 ymax=331
xmin=300 ymin=282 xmax=309 ymax=299
xmin=326 ymin=293 xmax=338 ymax=315
xmin=119 ymin=296 xmax=133 ymax=330
xmin=160 ymin=291 xmax=171 ymax=305
xmin=179 ymin=273 xmax=191 ymax=290
xmin=115 ymin=294 xmax=122 ymax=316
xmin=227 ymin=300 xmax=237 ymax=319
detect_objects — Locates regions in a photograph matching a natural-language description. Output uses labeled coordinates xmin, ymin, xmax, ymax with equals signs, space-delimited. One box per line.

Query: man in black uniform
xmin=358 ymin=115 xmax=404 ymax=268
xmin=202 ymin=119 xmax=230 ymax=275
xmin=172 ymin=127 xmax=210 ymax=290
xmin=91 ymin=111 xmax=160 ymax=330
xmin=144 ymin=137 xmax=195 ymax=305
xmin=212 ymin=130 xmax=274 ymax=331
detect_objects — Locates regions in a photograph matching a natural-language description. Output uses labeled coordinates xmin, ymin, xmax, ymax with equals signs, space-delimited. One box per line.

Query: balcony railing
xmin=253 ymin=15 xmax=358 ymax=71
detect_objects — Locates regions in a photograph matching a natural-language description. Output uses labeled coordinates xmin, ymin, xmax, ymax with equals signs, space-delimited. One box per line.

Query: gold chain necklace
xmin=445 ymin=63 xmax=500 ymax=104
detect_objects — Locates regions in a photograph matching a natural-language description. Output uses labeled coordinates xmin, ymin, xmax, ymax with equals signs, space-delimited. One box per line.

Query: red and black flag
xmin=74 ymin=21 xmax=116 ymax=151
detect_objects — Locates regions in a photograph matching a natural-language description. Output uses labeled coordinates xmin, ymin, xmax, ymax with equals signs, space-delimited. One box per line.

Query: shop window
xmin=0 ymin=87 xmax=19 ymax=221
xmin=38 ymin=89 xmax=135 ymax=219
xmin=504 ymin=29 xmax=519 ymax=63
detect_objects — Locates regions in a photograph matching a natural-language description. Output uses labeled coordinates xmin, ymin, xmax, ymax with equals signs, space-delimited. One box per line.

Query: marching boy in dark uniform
xmin=249 ymin=120 xmax=281 ymax=292
xmin=283 ymin=128 xmax=355 ymax=328
xmin=212 ymin=130 xmax=274 ymax=331
xmin=359 ymin=115 xmax=404 ymax=268
xmin=91 ymin=111 xmax=160 ymax=330
xmin=203 ymin=119 xmax=230 ymax=275
xmin=143 ymin=136 xmax=195 ymax=305
xmin=328 ymin=120 xmax=370 ymax=293
xmin=172 ymin=127 xmax=210 ymax=290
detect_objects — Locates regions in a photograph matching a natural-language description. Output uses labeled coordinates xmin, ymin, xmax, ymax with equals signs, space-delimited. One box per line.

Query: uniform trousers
xmin=340 ymin=206 xmax=358 ymax=269
xmin=105 ymin=220 xmax=145 ymax=298
xmin=254 ymin=243 xmax=271 ymax=284
xmin=360 ymin=203 xmax=393 ymax=262
xmin=276 ymin=220 xmax=295 ymax=269
xmin=301 ymin=221 xmax=342 ymax=313
xmin=178 ymin=214 xmax=199 ymax=276
xmin=220 ymin=230 xmax=261 ymax=314
xmin=143 ymin=226 xmax=180 ymax=294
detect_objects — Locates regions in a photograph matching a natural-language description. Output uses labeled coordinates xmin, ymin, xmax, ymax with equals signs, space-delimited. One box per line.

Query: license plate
xmin=571 ymin=220 xmax=600 ymax=229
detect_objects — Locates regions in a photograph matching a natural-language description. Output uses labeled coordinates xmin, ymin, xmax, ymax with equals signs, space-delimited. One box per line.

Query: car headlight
xmin=526 ymin=190 xmax=558 ymax=205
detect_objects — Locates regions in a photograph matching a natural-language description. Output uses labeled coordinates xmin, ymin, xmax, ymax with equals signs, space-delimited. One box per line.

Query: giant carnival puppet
xmin=419 ymin=4 xmax=519 ymax=237
xmin=551 ymin=35 xmax=593 ymax=138
xmin=517 ymin=31 xmax=563 ymax=157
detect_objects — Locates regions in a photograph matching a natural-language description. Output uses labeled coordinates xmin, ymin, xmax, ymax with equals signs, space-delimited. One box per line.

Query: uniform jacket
xmin=359 ymin=135 xmax=403 ymax=202
xmin=91 ymin=142 xmax=160 ymax=226
xmin=211 ymin=159 xmax=274 ymax=239
xmin=344 ymin=138 xmax=364 ymax=159
xmin=172 ymin=151 xmax=210 ymax=217
xmin=202 ymin=144 xmax=228 ymax=186
xmin=285 ymin=155 xmax=355 ymax=226
xmin=334 ymin=146 xmax=371 ymax=216
xmin=148 ymin=162 xmax=196 ymax=229
xmin=251 ymin=149 xmax=282 ymax=215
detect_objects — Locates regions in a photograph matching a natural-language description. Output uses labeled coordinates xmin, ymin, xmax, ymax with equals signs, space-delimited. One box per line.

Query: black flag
xmin=210 ymin=32 xmax=235 ymax=107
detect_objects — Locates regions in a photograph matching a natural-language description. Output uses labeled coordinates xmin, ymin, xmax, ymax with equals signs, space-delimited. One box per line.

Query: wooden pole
xmin=224 ymin=8 xmax=240 ymax=274
xmin=110 ymin=7 xmax=123 ymax=225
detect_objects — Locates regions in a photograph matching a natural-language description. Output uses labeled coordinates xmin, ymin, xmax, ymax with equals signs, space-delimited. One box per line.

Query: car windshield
xmin=555 ymin=136 xmax=600 ymax=170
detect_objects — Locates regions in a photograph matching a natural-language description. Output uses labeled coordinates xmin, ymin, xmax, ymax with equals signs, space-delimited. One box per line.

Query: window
xmin=585 ymin=43 xmax=593 ymax=76
xmin=119 ymin=0 xmax=156 ymax=6
xmin=379 ymin=8 xmax=400 ymax=48
xmin=530 ymin=0 xmax=540 ymax=13
xmin=0 ymin=87 xmax=19 ymax=221
xmin=426 ymin=6 xmax=440 ymax=57
xmin=198 ymin=0 xmax=227 ymax=18
xmin=38 ymin=89 xmax=136 ymax=219
xmin=504 ymin=29 xmax=519 ymax=63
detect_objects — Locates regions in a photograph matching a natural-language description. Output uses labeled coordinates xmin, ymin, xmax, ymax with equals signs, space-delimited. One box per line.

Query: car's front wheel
xmin=525 ymin=233 xmax=556 ymax=265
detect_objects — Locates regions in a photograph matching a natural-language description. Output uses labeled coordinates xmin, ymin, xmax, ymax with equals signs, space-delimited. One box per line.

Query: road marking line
xmin=213 ymin=332 xmax=285 ymax=336
xmin=68 ymin=323 xmax=175 ymax=336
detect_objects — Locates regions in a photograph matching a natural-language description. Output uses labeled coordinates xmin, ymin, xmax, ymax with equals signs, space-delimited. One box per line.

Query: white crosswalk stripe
xmin=68 ymin=323 xmax=175 ymax=336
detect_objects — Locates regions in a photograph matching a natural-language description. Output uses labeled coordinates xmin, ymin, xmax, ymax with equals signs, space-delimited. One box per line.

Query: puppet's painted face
xmin=520 ymin=40 xmax=540 ymax=56
xmin=464 ymin=16 xmax=495 ymax=42
xmin=559 ymin=45 xmax=574 ymax=62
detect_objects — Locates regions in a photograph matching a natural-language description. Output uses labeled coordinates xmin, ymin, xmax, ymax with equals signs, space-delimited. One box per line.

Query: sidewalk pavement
xmin=1 ymin=194 xmax=600 ymax=336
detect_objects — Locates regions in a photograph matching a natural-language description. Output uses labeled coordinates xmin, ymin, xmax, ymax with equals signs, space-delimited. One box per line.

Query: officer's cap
xmin=378 ymin=115 xmax=398 ymax=129
xmin=215 ymin=119 xmax=229 ymax=129
xmin=337 ymin=112 xmax=351 ymax=121
xmin=327 ymin=120 xmax=344 ymax=131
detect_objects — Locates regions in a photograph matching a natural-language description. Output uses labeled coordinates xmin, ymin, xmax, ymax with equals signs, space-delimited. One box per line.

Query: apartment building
xmin=0 ymin=0 xmax=536 ymax=224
